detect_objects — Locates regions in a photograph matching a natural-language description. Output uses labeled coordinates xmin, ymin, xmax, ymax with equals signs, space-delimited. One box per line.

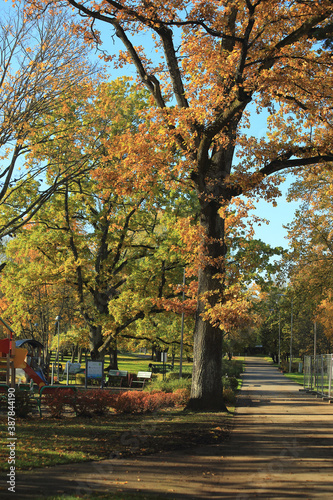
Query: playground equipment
xmin=0 ymin=318 xmax=46 ymax=389
xmin=15 ymin=339 xmax=47 ymax=386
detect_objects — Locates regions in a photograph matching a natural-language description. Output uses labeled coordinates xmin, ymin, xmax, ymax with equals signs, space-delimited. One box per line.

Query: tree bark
xmin=89 ymin=324 xmax=104 ymax=360
xmin=188 ymin=303 xmax=225 ymax=411
xmin=187 ymin=134 xmax=235 ymax=411
xmin=187 ymin=199 xmax=228 ymax=412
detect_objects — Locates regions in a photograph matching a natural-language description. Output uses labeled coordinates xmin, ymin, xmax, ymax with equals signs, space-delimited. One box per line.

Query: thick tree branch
xmin=260 ymin=153 xmax=333 ymax=178
xmin=154 ymin=25 xmax=189 ymax=109
xmin=109 ymin=197 xmax=145 ymax=272
xmin=259 ymin=10 xmax=333 ymax=73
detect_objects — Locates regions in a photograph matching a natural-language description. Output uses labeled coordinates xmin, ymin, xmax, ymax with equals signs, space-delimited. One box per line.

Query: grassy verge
xmin=0 ymin=407 xmax=232 ymax=472
xmin=282 ymin=372 xmax=304 ymax=385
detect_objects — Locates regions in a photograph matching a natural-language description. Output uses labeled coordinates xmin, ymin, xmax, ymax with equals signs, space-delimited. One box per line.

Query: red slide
xmin=22 ymin=364 xmax=46 ymax=388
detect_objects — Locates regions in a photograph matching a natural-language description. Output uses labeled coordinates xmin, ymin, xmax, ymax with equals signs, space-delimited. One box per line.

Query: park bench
xmin=33 ymin=385 xmax=77 ymax=417
xmin=105 ymin=370 xmax=129 ymax=388
xmin=148 ymin=363 xmax=174 ymax=374
xmin=130 ymin=371 xmax=152 ymax=388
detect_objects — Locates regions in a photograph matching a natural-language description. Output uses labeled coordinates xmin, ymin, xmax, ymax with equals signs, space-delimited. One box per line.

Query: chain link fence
xmin=304 ymin=354 xmax=333 ymax=398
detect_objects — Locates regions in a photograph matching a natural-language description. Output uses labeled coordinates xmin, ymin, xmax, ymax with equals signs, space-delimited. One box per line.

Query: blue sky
xmin=249 ymin=181 xmax=299 ymax=249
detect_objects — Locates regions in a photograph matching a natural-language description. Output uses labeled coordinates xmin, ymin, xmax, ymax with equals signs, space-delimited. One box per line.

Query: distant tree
xmin=283 ymin=169 xmax=333 ymax=349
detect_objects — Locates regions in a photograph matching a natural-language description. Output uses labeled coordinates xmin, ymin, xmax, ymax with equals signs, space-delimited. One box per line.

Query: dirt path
xmin=3 ymin=357 xmax=333 ymax=499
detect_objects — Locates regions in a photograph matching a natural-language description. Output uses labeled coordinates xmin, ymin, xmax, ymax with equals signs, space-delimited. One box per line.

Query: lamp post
xmin=314 ymin=321 xmax=317 ymax=358
xmin=55 ymin=315 xmax=61 ymax=382
xmin=278 ymin=310 xmax=281 ymax=367
xmin=289 ymin=298 xmax=293 ymax=373
xmin=276 ymin=293 xmax=285 ymax=367
xmin=179 ymin=267 xmax=186 ymax=379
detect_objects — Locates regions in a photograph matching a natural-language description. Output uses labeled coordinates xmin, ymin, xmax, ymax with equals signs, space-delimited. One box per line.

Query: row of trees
xmin=0 ymin=1 xmax=333 ymax=410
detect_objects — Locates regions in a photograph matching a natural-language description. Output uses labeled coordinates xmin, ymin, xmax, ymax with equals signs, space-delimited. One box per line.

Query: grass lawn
xmin=0 ymin=407 xmax=232 ymax=472
xmin=52 ymin=352 xmax=193 ymax=385
xmin=117 ymin=353 xmax=193 ymax=375
xmin=53 ymin=352 xmax=193 ymax=371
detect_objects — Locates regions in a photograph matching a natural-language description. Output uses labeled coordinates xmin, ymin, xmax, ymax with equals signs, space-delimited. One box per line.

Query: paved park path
xmin=4 ymin=356 xmax=333 ymax=499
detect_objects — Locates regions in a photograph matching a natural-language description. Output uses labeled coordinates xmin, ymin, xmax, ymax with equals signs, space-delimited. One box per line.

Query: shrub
xmin=165 ymin=371 xmax=192 ymax=381
xmin=147 ymin=376 xmax=191 ymax=394
xmin=112 ymin=389 xmax=190 ymax=414
xmin=44 ymin=388 xmax=117 ymax=417
xmin=223 ymin=388 xmax=236 ymax=405
xmin=43 ymin=388 xmax=76 ymax=418
xmin=74 ymin=389 xmax=117 ymax=417
xmin=15 ymin=391 xmax=34 ymax=418
xmin=173 ymin=388 xmax=190 ymax=406
xmin=223 ymin=375 xmax=238 ymax=391
xmin=112 ymin=391 xmax=152 ymax=414
xmin=222 ymin=359 xmax=243 ymax=378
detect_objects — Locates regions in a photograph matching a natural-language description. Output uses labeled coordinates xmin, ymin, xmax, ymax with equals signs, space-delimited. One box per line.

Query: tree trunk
xmin=188 ymin=268 xmax=227 ymax=412
xmin=188 ymin=164 xmax=232 ymax=411
xmin=108 ymin=344 xmax=118 ymax=369
xmin=89 ymin=324 xmax=104 ymax=360
xmin=71 ymin=344 xmax=78 ymax=363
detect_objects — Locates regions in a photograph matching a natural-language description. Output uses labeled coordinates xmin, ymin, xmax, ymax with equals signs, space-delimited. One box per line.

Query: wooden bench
xmin=105 ymin=370 xmax=129 ymax=388
xmin=33 ymin=385 xmax=77 ymax=417
xmin=148 ymin=363 xmax=174 ymax=374
xmin=130 ymin=371 xmax=152 ymax=388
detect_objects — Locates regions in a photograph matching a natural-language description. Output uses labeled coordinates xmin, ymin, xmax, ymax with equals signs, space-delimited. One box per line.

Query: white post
xmin=55 ymin=315 xmax=61 ymax=382
xmin=329 ymin=356 xmax=333 ymax=399
xmin=179 ymin=267 xmax=186 ymax=379
xmin=314 ymin=321 xmax=317 ymax=358
xmin=278 ymin=310 xmax=281 ymax=367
